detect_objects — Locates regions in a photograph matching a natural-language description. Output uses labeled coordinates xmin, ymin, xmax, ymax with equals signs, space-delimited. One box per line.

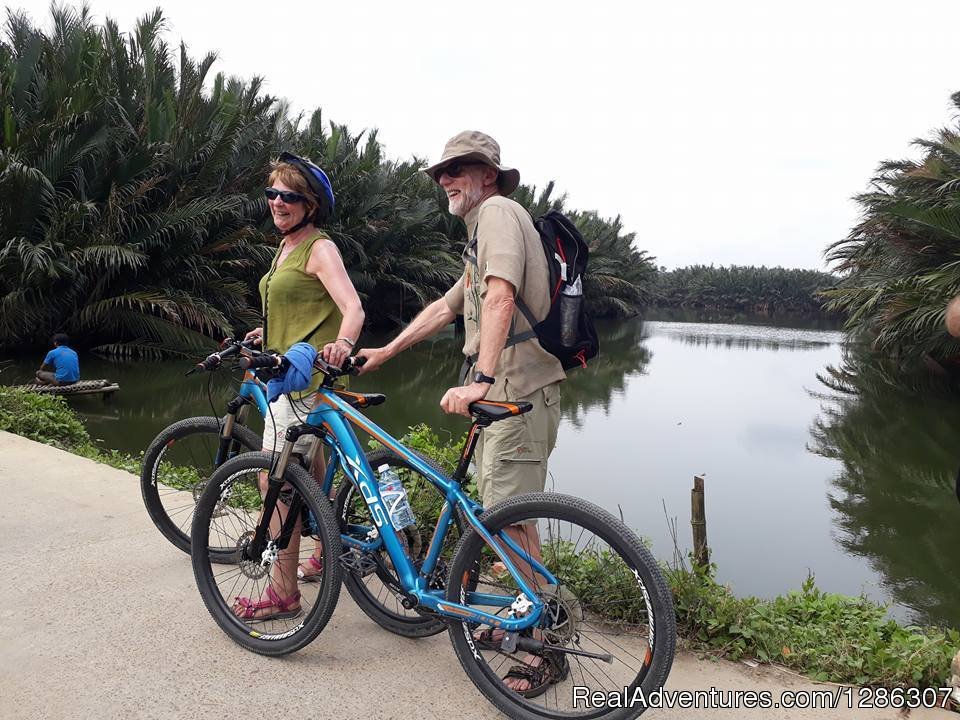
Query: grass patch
xmin=669 ymin=564 xmax=957 ymax=688
xmin=0 ymin=386 xmax=91 ymax=448
xmin=0 ymin=387 xmax=257 ymax=509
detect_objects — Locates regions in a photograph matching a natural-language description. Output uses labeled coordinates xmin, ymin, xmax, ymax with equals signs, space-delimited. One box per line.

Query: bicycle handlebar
xmin=314 ymin=353 xmax=365 ymax=378
xmin=231 ymin=350 xmax=365 ymax=380
xmin=185 ymin=338 xmax=262 ymax=376
xmin=238 ymin=353 xmax=284 ymax=371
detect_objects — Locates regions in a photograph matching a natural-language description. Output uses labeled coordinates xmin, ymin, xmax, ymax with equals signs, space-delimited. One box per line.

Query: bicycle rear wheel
xmin=191 ymin=452 xmax=343 ymax=656
xmin=445 ymin=493 xmax=675 ymax=720
xmin=335 ymin=448 xmax=462 ymax=638
xmin=141 ymin=416 xmax=261 ymax=560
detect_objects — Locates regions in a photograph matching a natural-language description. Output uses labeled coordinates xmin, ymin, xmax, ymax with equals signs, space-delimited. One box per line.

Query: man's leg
xmin=35 ymin=370 xmax=57 ymax=385
xmin=475 ymin=382 xmax=561 ymax=692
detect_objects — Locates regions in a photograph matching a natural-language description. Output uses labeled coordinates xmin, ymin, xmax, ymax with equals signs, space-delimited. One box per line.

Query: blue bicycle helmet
xmin=277 ymin=151 xmax=335 ymax=227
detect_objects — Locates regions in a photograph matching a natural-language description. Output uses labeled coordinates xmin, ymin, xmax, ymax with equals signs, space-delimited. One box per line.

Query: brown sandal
xmin=472 ymin=626 xmax=506 ymax=649
xmin=503 ymin=652 xmax=569 ymax=698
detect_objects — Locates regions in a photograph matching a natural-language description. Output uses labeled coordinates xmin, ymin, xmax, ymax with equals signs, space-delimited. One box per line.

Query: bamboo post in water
xmin=691 ymin=475 xmax=709 ymax=568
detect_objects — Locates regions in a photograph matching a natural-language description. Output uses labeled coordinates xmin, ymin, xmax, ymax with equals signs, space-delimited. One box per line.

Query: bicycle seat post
xmin=452 ymin=417 xmax=491 ymax=483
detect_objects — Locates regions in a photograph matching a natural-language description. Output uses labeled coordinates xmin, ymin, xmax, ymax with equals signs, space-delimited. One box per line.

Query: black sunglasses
xmin=264 ymin=187 xmax=307 ymax=203
xmin=437 ymin=161 xmax=485 ymax=179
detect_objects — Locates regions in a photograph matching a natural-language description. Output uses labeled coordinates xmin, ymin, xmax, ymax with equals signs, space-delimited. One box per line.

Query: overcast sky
xmin=20 ymin=0 xmax=960 ymax=270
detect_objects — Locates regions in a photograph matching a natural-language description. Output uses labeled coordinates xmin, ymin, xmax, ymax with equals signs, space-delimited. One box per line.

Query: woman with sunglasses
xmin=236 ymin=152 xmax=364 ymax=622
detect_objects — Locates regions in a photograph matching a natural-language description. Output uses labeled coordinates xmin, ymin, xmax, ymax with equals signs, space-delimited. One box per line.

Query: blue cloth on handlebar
xmin=266 ymin=342 xmax=317 ymax=402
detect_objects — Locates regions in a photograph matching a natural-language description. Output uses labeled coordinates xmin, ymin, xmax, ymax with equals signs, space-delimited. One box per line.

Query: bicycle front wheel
xmin=445 ymin=493 xmax=675 ymax=720
xmin=141 ymin=416 xmax=261 ymax=560
xmin=191 ymin=452 xmax=343 ymax=656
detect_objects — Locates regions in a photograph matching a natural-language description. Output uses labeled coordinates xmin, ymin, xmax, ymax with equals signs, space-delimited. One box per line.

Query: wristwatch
xmin=473 ymin=371 xmax=495 ymax=385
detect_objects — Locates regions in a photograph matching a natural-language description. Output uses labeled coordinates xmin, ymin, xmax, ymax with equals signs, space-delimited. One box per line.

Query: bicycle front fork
xmin=242 ymin=423 xmax=328 ymax=563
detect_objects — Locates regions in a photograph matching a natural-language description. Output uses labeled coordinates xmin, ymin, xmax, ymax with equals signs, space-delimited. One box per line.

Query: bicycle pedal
xmin=338 ymin=549 xmax=378 ymax=576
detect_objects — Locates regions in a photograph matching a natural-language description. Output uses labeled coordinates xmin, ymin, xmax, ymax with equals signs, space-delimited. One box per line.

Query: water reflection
xmin=649 ymin=307 xmax=843 ymax=331
xmin=809 ymin=347 xmax=960 ymax=627
xmin=651 ymin=321 xmax=842 ymax=352
xmin=561 ymin=319 xmax=650 ymax=429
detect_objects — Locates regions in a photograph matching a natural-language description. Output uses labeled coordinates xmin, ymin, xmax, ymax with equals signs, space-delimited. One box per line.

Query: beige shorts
xmin=262 ymin=394 xmax=317 ymax=455
xmin=474 ymin=381 xmax=561 ymax=509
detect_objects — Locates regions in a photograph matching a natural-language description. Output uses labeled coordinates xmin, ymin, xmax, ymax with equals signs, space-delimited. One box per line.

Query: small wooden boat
xmin=13 ymin=379 xmax=120 ymax=398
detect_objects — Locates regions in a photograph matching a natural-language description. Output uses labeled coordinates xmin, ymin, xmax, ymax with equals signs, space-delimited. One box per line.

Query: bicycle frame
xmin=267 ymin=385 xmax=560 ymax=634
xmin=213 ymin=369 xmax=270 ymax=466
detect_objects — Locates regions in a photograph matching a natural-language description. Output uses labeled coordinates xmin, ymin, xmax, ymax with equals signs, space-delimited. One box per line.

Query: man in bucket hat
xmin=358 ymin=130 xmax=566 ymax=694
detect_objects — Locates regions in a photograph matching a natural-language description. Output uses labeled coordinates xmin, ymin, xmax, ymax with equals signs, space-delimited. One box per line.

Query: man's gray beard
xmin=449 ymin=185 xmax=484 ymax=217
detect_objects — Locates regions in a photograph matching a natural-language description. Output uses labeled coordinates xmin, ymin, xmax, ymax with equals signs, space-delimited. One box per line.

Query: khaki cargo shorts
xmin=262 ymin=394 xmax=317 ymax=455
xmin=475 ymin=381 xmax=561 ymax=509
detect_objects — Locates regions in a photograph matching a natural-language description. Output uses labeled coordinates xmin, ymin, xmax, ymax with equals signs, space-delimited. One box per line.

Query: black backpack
xmin=524 ymin=210 xmax=599 ymax=370
xmin=464 ymin=209 xmax=599 ymax=375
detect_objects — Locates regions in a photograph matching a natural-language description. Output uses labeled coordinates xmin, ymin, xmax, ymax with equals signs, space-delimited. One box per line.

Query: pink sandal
xmin=233 ymin=586 xmax=302 ymax=622
xmin=297 ymin=554 xmax=323 ymax=582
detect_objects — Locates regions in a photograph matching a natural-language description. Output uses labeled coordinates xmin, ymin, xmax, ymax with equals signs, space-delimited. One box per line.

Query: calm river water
xmin=6 ymin=316 xmax=959 ymax=627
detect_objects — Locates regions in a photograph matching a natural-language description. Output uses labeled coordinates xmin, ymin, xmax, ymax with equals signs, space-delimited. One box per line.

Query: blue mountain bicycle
xmin=142 ymin=339 xmax=463 ymax=635
xmin=140 ymin=339 xmax=272 ymax=562
xmin=190 ymin=353 xmax=675 ymax=719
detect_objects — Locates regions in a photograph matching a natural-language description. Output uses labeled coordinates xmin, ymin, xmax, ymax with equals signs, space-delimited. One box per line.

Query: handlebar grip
xmin=238 ymin=353 xmax=281 ymax=371
xmin=196 ymin=353 xmax=221 ymax=372
xmin=217 ymin=342 xmax=242 ymax=361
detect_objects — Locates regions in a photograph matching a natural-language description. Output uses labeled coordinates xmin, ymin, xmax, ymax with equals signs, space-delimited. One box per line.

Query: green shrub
xmin=0 ymin=387 xmax=91 ymax=448
xmin=668 ymin=566 xmax=957 ymax=687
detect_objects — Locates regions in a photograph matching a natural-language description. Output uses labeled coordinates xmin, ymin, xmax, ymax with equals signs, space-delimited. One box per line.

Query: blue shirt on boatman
xmin=41 ymin=335 xmax=80 ymax=383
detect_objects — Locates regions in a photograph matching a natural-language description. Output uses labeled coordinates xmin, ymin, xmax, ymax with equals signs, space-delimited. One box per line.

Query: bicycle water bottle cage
xmin=469 ymin=401 xmax=533 ymax=424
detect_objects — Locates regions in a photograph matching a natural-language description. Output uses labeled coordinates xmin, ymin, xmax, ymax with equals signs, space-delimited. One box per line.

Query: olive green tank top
xmin=259 ymin=231 xmax=342 ymax=395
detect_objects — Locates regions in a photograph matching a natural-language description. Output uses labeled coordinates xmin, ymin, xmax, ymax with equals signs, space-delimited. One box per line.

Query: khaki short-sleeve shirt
xmin=443 ymin=196 xmax=565 ymax=400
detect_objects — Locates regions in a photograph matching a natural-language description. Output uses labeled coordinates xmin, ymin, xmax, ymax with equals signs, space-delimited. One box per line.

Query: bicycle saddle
xmin=469 ymin=400 xmax=533 ymax=422
xmin=333 ymin=389 xmax=386 ymax=409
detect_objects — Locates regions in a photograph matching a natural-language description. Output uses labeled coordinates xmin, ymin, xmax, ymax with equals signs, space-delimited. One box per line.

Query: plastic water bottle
xmin=559 ymin=275 xmax=583 ymax=347
xmin=378 ymin=464 xmax=415 ymax=530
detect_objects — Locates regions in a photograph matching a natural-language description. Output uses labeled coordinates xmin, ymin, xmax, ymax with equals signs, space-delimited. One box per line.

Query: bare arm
xmin=356 ymin=293 xmax=456 ymax=374
xmin=474 ymin=276 xmax=515 ymax=377
xmin=438 ymin=276 xmax=515 ymax=417
xmin=385 ymin=296 xmax=456 ymax=357
xmin=308 ymin=239 xmax=364 ymax=364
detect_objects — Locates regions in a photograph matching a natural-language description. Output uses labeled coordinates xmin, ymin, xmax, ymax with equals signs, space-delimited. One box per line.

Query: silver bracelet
xmin=337 ymin=336 xmax=355 ymax=348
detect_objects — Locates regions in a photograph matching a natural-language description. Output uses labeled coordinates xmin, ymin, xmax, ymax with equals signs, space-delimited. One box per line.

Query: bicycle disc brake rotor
xmin=236 ymin=531 xmax=269 ymax=580
xmin=540 ymin=584 xmax=584 ymax=644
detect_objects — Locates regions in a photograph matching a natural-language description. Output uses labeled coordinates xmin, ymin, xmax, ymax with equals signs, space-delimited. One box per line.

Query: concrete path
xmin=0 ymin=431 xmax=953 ymax=720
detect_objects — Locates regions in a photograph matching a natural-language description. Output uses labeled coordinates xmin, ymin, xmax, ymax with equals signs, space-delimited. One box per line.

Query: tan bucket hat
xmin=423 ymin=130 xmax=520 ymax=196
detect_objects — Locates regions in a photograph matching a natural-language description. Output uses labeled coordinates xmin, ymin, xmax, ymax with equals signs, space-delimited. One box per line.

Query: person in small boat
xmin=35 ymin=333 xmax=80 ymax=386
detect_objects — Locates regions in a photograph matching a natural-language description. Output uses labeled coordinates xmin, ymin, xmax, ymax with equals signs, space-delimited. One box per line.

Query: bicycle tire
xmin=191 ymin=451 xmax=343 ymax=656
xmin=445 ymin=493 xmax=676 ymax=720
xmin=334 ymin=448 xmax=462 ymax=638
xmin=141 ymin=415 xmax=261 ymax=560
